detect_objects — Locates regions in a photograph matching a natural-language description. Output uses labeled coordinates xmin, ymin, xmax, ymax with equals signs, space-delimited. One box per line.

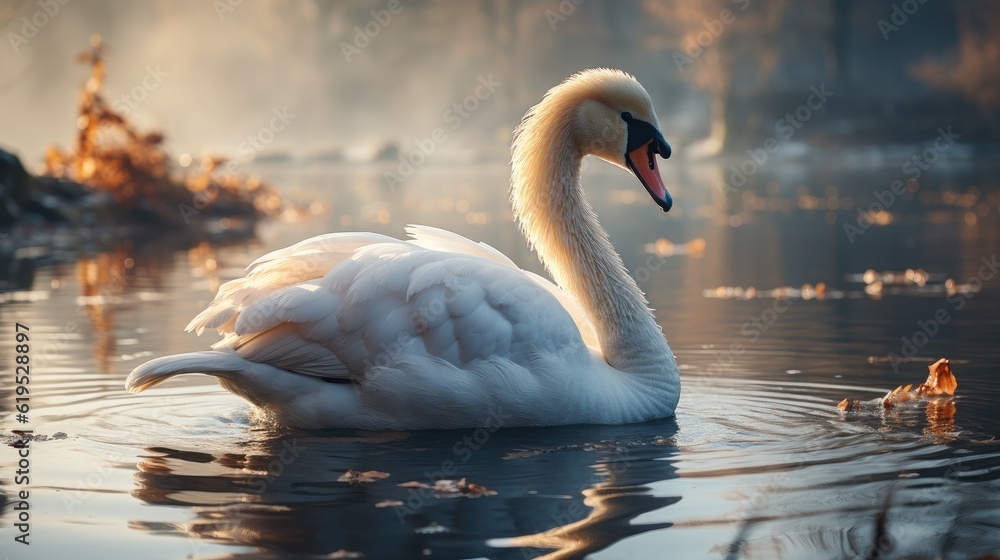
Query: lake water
xmin=2 ymin=155 xmax=1000 ymax=559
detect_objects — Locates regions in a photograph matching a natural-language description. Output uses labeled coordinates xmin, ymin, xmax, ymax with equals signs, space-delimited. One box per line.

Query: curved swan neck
xmin=510 ymin=103 xmax=673 ymax=377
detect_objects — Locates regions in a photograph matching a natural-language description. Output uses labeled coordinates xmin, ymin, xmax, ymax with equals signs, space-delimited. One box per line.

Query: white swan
xmin=127 ymin=68 xmax=680 ymax=429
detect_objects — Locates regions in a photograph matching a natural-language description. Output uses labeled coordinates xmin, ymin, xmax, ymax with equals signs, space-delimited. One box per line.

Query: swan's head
xmin=519 ymin=68 xmax=673 ymax=212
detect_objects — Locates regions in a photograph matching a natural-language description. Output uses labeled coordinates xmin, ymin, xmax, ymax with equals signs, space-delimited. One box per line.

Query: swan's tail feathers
xmin=126 ymin=350 xmax=247 ymax=393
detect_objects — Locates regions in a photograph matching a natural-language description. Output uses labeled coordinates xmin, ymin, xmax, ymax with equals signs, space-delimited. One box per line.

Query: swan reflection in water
xmin=129 ymin=421 xmax=681 ymax=559
xmin=125 ymin=387 xmax=976 ymax=559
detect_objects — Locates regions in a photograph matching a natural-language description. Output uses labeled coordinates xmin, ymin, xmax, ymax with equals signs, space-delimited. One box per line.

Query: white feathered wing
xmin=126 ymin=225 xmax=626 ymax=429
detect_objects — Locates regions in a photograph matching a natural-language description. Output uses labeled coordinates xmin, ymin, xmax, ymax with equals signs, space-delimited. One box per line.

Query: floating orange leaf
xmin=915 ymin=358 xmax=958 ymax=396
xmin=838 ymin=358 xmax=957 ymax=413
xmin=325 ymin=550 xmax=364 ymax=559
xmin=396 ymin=478 xmax=497 ymax=497
xmin=337 ymin=469 xmax=390 ymax=485
xmin=836 ymin=398 xmax=861 ymax=412
xmin=397 ymin=481 xmax=431 ymax=489
xmin=374 ymin=500 xmax=403 ymax=508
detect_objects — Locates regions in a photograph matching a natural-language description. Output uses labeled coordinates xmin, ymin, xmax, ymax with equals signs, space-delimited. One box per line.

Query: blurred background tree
xmin=910 ymin=0 xmax=1000 ymax=127
xmin=643 ymin=0 xmax=790 ymax=157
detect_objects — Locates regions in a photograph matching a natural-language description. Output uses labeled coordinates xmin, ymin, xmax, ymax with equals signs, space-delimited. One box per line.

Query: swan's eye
xmin=621 ymin=112 xmax=632 ymax=120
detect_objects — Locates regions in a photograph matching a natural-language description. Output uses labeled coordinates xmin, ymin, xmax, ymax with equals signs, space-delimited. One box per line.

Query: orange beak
xmin=626 ymin=139 xmax=672 ymax=212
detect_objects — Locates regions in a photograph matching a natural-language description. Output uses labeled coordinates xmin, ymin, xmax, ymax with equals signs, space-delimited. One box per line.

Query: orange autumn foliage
xmin=41 ymin=35 xmax=284 ymax=223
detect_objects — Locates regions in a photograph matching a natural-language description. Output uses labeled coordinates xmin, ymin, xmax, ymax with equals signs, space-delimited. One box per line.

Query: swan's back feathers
xmin=248 ymin=232 xmax=400 ymax=268
xmin=186 ymin=226 xmax=599 ymax=348
xmin=406 ymin=224 xmax=598 ymax=348
xmin=176 ymin=227 xmax=594 ymax=397
xmin=405 ymin=224 xmax=517 ymax=268
xmin=232 ymin=323 xmax=350 ymax=378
